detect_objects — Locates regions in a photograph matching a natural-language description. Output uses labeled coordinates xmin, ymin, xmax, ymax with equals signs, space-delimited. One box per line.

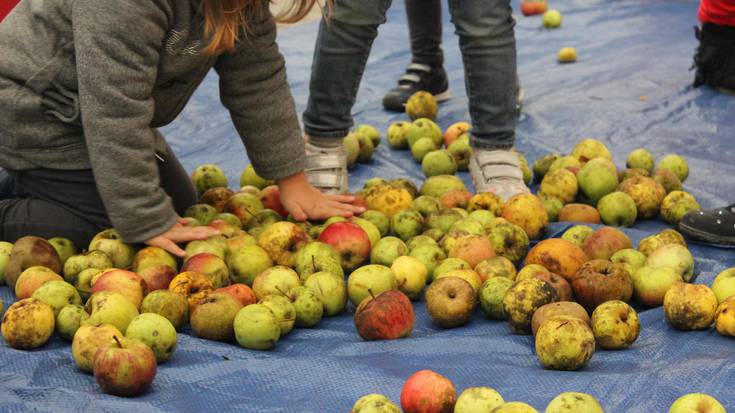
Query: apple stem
xmin=275 ymin=286 xmax=287 ymax=296
xmin=113 ymin=335 xmax=122 ymax=349
xmin=312 ymin=255 xmax=316 ymax=269
xmin=368 ymin=289 xmax=375 ymax=299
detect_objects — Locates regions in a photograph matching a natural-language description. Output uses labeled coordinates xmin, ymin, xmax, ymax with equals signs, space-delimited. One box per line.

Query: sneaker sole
xmin=678 ymin=222 xmax=735 ymax=247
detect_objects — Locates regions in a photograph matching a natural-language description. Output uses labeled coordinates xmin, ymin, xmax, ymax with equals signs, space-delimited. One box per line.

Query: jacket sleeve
xmin=214 ymin=5 xmax=306 ymax=181
xmin=72 ymin=0 xmax=179 ymax=243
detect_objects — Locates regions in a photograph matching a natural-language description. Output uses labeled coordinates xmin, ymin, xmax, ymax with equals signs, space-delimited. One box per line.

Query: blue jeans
xmin=303 ymin=0 xmax=517 ymax=150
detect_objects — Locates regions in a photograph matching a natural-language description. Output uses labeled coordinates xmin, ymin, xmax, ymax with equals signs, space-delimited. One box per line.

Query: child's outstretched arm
xmin=215 ymin=3 xmax=361 ymax=220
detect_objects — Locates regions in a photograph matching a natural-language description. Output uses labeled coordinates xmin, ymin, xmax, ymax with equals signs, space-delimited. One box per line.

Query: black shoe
xmin=679 ymin=204 xmax=735 ymax=246
xmin=382 ymin=63 xmax=450 ymax=112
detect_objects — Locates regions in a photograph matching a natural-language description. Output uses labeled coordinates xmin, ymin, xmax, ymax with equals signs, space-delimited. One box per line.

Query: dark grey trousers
xmin=0 ymin=146 xmax=196 ymax=249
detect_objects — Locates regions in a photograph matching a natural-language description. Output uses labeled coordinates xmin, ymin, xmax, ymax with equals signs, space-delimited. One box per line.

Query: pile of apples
xmin=351 ymin=369 xmax=727 ymax=412
xmin=383 ymin=92 xmax=472 ymax=179
xmin=0 ymin=151 xmax=733 ymax=404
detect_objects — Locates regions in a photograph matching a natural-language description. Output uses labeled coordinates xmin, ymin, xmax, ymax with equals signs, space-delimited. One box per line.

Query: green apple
xmin=409 ymin=244 xmax=446 ymax=281
xmin=355 ymin=132 xmax=375 ymax=163
xmin=433 ymin=258 xmax=471 ymax=280
xmin=548 ymin=155 xmax=580 ymax=173
xmin=712 ymin=268 xmax=735 ymax=304
xmin=545 ymin=392 xmax=604 ymax=413
xmin=660 ymin=191 xmax=700 ymax=224
xmin=287 ymin=286 xmax=323 ymax=328
xmin=533 ymin=153 xmax=561 ymax=182
xmin=370 ymin=236 xmax=409 ymax=266
xmin=449 ymin=219 xmax=484 ymax=236
xmin=84 ymin=291 xmax=139 ymax=333
xmin=454 ymin=387 xmax=504 ymax=412
xmin=56 ymin=304 xmax=89 ymax=341
xmin=185 ymin=238 xmax=227 ymax=261
xmin=185 ymin=203 xmax=218 ymax=225
xmin=88 ymin=229 xmax=136 ymax=269
xmin=422 ymin=228 xmax=445 ymax=242
xmin=411 ymin=196 xmax=442 ymax=217
xmin=352 ymin=394 xmax=401 ymax=413
xmin=192 ymin=163 xmax=228 ymax=194
xmin=48 ymin=237 xmax=77 ymax=266
xmin=543 ymin=9 xmax=562 ymax=28
xmin=657 ymin=154 xmax=689 ymax=182
xmin=303 ymin=271 xmax=347 ymax=316
xmin=597 ymin=191 xmax=637 ymax=227
xmin=541 ymin=196 xmax=563 ymax=222
xmin=294 ymin=241 xmax=341 ymax=275
xmin=227 ymin=244 xmax=273 ymax=286
xmin=626 ymin=148 xmax=654 ymax=173
xmin=125 ymin=313 xmax=177 ymax=362
xmin=422 ymin=149 xmax=457 ymax=177
xmin=468 ymin=210 xmax=496 ymax=227
xmin=391 ymin=209 xmax=425 ymax=241
xmin=252 ymin=265 xmax=300 ymax=300
xmin=259 ymin=294 xmax=296 ymax=336
xmin=343 ymin=132 xmax=360 ymax=168
xmin=355 ymin=124 xmax=381 ymax=147
xmin=390 ymin=256 xmax=427 ymax=300
xmin=63 ymin=249 xmax=112 ymax=285
xmin=590 ymin=300 xmax=640 ymax=349
xmin=420 ymin=174 xmax=467 ymax=198
xmin=387 ymin=121 xmax=411 ymax=149
xmin=407 ymin=235 xmax=438 ymax=251
xmin=631 ymin=266 xmax=683 ymax=307
xmin=668 ymin=393 xmax=725 ymax=413
xmin=645 ymin=244 xmax=694 ymax=282
xmin=351 ymin=217 xmax=381 ymax=248
xmin=426 ymin=209 xmax=464 ymax=234
xmin=347 ymin=265 xmax=397 ymax=306
xmin=407 ymin=117 xmax=442 ymax=148
xmin=411 ymin=137 xmax=438 ymax=162
xmin=578 ymin=160 xmax=619 ymax=204
xmin=233 ymin=304 xmax=280 ymax=350
xmin=140 ymin=290 xmax=189 ymax=330
xmin=447 ymin=139 xmax=472 ymax=171
xmin=31 ymin=280 xmax=81 ymax=316
xmin=610 ymin=248 xmax=647 ymax=275
xmin=0 ymin=241 xmax=12 ymax=285
xmin=479 ymin=276 xmax=514 ymax=320
xmin=560 ymin=225 xmax=594 ymax=247
xmin=360 ymin=210 xmax=390 ymax=236
xmin=237 ymin=165 xmax=271 ymax=189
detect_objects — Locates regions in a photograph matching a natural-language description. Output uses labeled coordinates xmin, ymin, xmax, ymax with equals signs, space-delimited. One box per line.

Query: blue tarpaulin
xmin=1 ymin=0 xmax=734 ymax=411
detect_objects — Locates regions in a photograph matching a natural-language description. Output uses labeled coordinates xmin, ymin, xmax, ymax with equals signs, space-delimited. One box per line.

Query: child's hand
xmin=278 ymin=172 xmax=365 ymax=221
xmin=145 ymin=219 xmax=220 ymax=257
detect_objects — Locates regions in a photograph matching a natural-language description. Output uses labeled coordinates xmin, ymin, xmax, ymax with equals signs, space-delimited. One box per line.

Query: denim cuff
xmin=303 ymin=127 xmax=350 ymax=141
xmin=470 ymin=133 xmax=515 ymax=151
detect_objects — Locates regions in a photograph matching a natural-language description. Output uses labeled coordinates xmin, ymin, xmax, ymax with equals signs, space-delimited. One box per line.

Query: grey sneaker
xmin=469 ymin=149 xmax=530 ymax=201
xmin=304 ymin=139 xmax=348 ymax=194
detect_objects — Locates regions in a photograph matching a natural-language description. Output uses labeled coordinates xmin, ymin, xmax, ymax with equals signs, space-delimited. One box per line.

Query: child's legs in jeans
xmin=302 ymin=0 xmax=393 ymax=142
xmin=448 ymin=0 xmax=517 ymax=150
xmin=406 ymin=0 xmax=444 ymax=66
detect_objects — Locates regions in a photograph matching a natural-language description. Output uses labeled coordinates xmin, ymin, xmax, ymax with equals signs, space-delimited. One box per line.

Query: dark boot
xmin=679 ymin=204 xmax=735 ymax=246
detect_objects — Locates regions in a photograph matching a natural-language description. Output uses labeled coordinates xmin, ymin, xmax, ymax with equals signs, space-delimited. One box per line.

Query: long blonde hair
xmin=202 ymin=0 xmax=326 ymax=55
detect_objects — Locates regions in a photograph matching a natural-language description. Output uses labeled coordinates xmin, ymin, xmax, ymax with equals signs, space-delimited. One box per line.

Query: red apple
xmin=439 ymin=189 xmax=472 ymax=209
xmin=260 ymin=185 xmax=289 ymax=217
xmin=582 ymin=227 xmax=633 ymax=261
xmin=216 ymin=283 xmax=257 ymax=306
xmin=443 ymin=122 xmax=470 ymax=148
xmin=137 ymin=265 xmax=176 ymax=292
xmin=91 ymin=269 xmax=147 ymax=309
xmin=401 ymin=370 xmax=457 ymax=413
xmin=520 ymin=0 xmax=548 ymax=16
xmin=93 ymin=335 xmax=157 ymax=397
xmin=180 ymin=252 xmax=230 ymax=289
xmin=572 ymin=260 xmax=633 ymax=312
xmin=535 ymin=272 xmax=574 ymax=302
xmin=199 ymin=187 xmax=234 ymax=212
xmin=354 ymin=289 xmax=414 ymax=341
xmin=448 ymin=235 xmax=495 ymax=268
xmin=319 ymin=222 xmax=371 ymax=272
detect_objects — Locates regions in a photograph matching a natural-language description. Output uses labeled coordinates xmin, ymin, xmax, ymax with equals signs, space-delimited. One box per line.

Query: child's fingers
xmin=327 ymin=194 xmax=356 ymax=203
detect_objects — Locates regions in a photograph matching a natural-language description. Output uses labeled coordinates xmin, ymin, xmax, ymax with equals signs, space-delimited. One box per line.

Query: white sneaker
xmin=469 ymin=149 xmax=530 ymax=201
xmin=304 ymin=137 xmax=348 ymax=195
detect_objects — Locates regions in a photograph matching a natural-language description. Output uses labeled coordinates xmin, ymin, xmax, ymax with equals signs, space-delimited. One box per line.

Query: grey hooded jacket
xmin=0 ymin=0 xmax=306 ymax=242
